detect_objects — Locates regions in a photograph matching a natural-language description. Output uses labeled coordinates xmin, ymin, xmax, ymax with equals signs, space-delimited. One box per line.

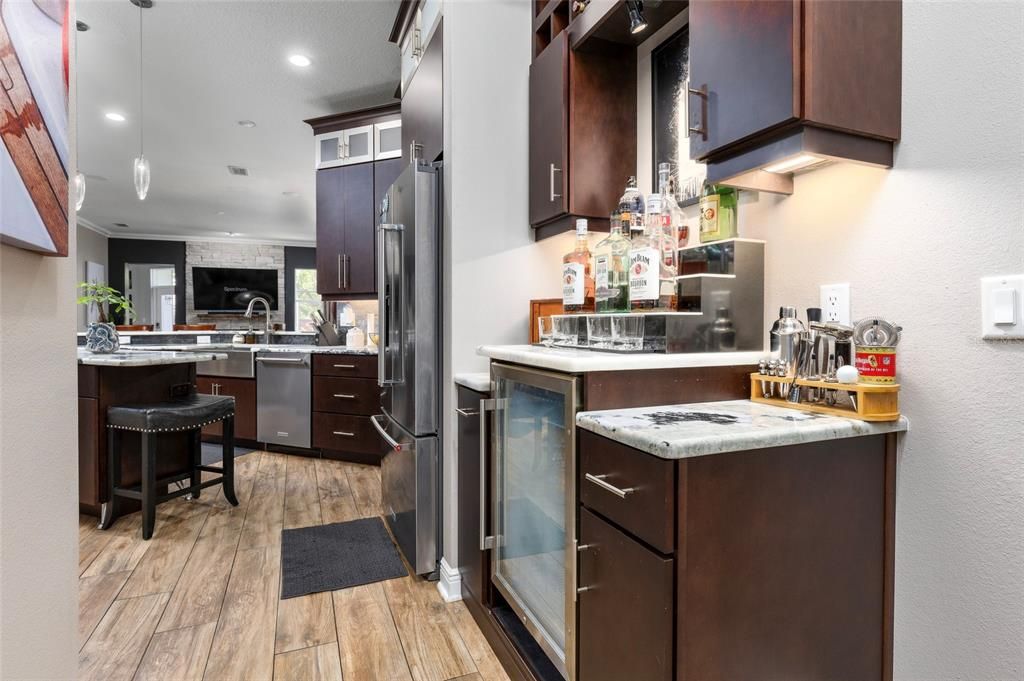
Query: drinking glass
xmin=552 ymin=315 xmax=579 ymax=346
xmin=537 ymin=316 xmax=554 ymax=346
xmin=587 ymin=315 xmax=613 ymax=349
xmin=612 ymin=314 xmax=645 ymax=351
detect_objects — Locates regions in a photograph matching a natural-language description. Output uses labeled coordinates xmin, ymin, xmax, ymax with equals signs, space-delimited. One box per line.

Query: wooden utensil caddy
xmin=750 ymin=373 xmax=901 ymax=422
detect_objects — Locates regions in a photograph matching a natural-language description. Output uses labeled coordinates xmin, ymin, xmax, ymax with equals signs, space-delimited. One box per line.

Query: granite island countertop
xmin=77 ymin=348 xmax=229 ymax=367
xmin=114 ymin=343 xmax=377 ymax=355
xmin=478 ymin=344 xmax=765 ymax=373
xmin=576 ymin=399 xmax=908 ymax=459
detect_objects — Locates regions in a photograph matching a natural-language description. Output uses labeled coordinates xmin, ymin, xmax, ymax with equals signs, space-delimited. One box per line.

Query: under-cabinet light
xmin=763 ymin=154 xmax=826 ymax=174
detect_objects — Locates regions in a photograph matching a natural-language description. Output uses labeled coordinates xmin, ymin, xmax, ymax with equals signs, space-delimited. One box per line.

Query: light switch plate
xmin=820 ymin=283 xmax=851 ymax=325
xmin=981 ymin=275 xmax=1024 ymax=339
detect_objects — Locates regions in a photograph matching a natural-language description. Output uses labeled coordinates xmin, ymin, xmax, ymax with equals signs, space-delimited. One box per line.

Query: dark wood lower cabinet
xmin=577 ymin=507 xmax=673 ymax=681
xmin=455 ymin=385 xmax=490 ymax=606
xmin=196 ymin=376 xmax=256 ymax=442
xmin=312 ymin=357 xmax=384 ymax=464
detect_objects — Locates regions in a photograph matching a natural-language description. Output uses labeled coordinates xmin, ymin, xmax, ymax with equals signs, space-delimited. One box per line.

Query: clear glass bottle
xmin=618 ymin=176 xmax=646 ymax=241
xmin=562 ymin=218 xmax=594 ymax=313
xmin=698 ymin=181 xmax=738 ymax=242
xmin=629 ymin=199 xmax=664 ymax=311
xmin=657 ymin=163 xmax=682 ymax=307
xmin=594 ymin=211 xmax=630 ymax=314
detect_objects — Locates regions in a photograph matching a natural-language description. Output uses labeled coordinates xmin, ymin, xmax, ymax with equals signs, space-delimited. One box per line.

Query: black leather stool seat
xmin=107 ymin=394 xmax=235 ymax=433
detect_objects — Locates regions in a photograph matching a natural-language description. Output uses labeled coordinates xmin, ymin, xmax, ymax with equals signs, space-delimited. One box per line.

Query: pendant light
xmin=73 ymin=21 xmax=86 ymax=210
xmin=132 ymin=0 xmax=151 ymax=201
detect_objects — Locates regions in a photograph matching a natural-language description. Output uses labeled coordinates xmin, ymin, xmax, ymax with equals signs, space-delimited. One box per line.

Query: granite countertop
xmin=77 ymin=349 xmax=229 ymax=367
xmin=576 ymin=399 xmax=908 ymax=460
xmin=454 ymin=372 xmax=492 ymax=392
xmin=117 ymin=343 xmax=377 ymax=355
xmin=477 ymin=344 xmax=766 ymax=373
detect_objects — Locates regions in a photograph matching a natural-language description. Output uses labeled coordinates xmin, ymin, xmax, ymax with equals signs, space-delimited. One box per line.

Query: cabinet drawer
xmin=312 ymin=413 xmax=384 ymax=455
xmin=578 ymin=507 xmax=674 ymax=681
xmin=313 ymin=376 xmax=379 ymax=415
xmin=312 ymin=354 xmax=377 ymax=378
xmin=579 ymin=429 xmax=675 ymax=554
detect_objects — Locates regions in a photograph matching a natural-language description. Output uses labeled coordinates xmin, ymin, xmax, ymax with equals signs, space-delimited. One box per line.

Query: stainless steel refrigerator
xmin=371 ymin=160 xmax=442 ymax=577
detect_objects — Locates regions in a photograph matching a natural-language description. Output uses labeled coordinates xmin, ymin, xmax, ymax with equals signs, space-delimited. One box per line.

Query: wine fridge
xmin=488 ymin=362 xmax=580 ymax=680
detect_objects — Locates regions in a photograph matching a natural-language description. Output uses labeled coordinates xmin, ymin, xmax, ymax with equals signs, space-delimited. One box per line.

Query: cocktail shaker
xmin=771 ymin=306 xmax=805 ymax=376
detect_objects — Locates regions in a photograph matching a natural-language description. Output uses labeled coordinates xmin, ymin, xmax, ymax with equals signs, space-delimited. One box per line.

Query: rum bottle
xmin=594 ymin=211 xmax=630 ymax=313
xmin=562 ymin=218 xmax=594 ymax=313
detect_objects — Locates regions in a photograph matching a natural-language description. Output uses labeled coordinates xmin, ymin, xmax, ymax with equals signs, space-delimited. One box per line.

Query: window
xmin=294 ymin=268 xmax=321 ymax=331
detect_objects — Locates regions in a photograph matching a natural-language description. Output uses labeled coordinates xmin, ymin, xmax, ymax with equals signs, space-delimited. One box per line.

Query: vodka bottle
xmin=594 ymin=212 xmax=630 ymax=313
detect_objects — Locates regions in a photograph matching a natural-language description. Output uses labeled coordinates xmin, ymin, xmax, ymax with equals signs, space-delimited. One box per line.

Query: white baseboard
xmin=436 ymin=557 xmax=463 ymax=603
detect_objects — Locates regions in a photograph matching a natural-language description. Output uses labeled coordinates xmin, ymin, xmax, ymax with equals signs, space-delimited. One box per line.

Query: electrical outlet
xmin=820 ymin=283 xmax=851 ymax=325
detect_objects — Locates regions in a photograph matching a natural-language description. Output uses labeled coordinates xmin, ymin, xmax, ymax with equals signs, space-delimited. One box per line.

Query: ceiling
xmin=76 ymin=0 xmax=400 ymax=244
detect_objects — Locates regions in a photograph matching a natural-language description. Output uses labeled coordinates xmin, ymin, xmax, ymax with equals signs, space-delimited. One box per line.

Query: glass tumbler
xmin=537 ymin=316 xmax=554 ymax=346
xmin=552 ymin=315 xmax=579 ymax=346
xmin=612 ymin=314 xmax=645 ymax=351
xmin=587 ymin=315 xmax=613 ymax=349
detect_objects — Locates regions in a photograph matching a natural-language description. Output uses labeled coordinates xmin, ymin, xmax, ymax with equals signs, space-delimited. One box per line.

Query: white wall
xmin=0 ymin=234 xmax=79 ymax=678
xmin=641 ymin=2 xmax=1024 ymax=678
xmin=76 ymin=222 xmax=108 ymax=330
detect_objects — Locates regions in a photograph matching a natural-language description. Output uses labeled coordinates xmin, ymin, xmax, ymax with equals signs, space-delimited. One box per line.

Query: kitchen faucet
xmin=244 ymin=296 xmax=272 ymax=338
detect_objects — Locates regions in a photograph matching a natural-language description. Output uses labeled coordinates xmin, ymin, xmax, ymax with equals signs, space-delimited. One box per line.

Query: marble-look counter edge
xmin=77 ymin=350 xmax=229 ymax=367
xmin=454 ymin=372 xmax=492 ymax=392
xmin=576 ymin=399 xmax=908 ymax=460
xmin=99 ymin=343 xmax=378 ymax=356
xmin=477 ymin=344 xmax=765 ymax=373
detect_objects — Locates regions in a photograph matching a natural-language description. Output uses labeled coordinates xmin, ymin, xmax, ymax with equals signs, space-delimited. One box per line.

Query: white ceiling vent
xmin=227 ymin=166 xmax=249 ymax=177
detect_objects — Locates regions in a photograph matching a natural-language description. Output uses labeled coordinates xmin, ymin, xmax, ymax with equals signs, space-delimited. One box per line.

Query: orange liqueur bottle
xmin=562 ymin=219 xmax=594 ymax=313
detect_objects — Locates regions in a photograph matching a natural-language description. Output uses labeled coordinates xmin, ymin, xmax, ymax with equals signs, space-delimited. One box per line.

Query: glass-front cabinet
xmin=490 ymin=362 xmax=580 ymax=680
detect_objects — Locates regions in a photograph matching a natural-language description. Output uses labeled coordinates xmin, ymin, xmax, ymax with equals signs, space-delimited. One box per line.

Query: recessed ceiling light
xmin=105 ymin=112 xmax=126 ymax=122
xmin=288 ymin=54 xmax=312 ymax=67
xmin=237 ymin=120 xmax=256 ymax=128
xmin=225 ymin=232 xmax=239 ymax=237
xmin=216 ymin=211 xmax=226 ymax=216
xmin=113 ymin=222 xmax=129 ymax=228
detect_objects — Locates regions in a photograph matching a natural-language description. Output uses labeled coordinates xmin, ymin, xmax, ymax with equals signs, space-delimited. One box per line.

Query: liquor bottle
xmin=698 ymin=180 xmax=738 ymax=243
xmin=617 ymin=176 xmax=646 ymax=240
xmin=562 ymin=218 xmax=594 ymax=313
xmin=657 ymin=163 xmax=682 ymax=291
xmin=594 ymin=211 xmax=630 ymax=313
xmin=629 ymin=200 xmax=664 ymax=311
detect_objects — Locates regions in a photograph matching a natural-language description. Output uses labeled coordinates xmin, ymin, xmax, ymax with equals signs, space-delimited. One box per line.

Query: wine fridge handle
xmin=480 ymin=397 xmax=498 ymax=551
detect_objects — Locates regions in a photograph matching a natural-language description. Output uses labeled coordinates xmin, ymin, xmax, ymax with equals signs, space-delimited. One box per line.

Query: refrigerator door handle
xmin=377 ymin=222 xmax=386 ymax=386
xmin=370 ymin=413 xmax=403 ymax=451
xmin=378 ymin=222 xmax=405 ymax=387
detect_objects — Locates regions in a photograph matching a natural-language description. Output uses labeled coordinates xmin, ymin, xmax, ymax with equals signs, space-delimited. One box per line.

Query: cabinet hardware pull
xmin=455 ymin=407 xmax=479 ymax=417
xmin=333 ymin=394 xmax=356 ymax=399
xmin=332 ymin=363 xmax=356 ymax=369
xmin=687 ymin=82 xmax=708 ymax=140
xmin=479 ymin=397 xmax=499 ymax=551
xmin=332 ymin=430 xmax=355 ymax=437
xmin=577 ymin=543 xmax=595 ymax=552
xmin=337 ymin=254 xmax=343 ymax=289
xmin=343 ymin=254 xmax=350 ymax=289
xmin=576 ymin=585 xmax=594 ymax=594
xmin=584 ymin=473 xmax=636 ymax=499
xmin=549 ymin=163 xmax=562 ymax=201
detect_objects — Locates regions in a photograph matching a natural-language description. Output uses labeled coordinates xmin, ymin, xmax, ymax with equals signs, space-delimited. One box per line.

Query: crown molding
xmin=76 ymin=217 xmax=113 ymax=238
xmin=101 ymin=231 xmax=316 ymax=248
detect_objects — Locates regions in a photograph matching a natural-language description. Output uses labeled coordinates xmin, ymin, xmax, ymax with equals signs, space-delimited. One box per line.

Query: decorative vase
xmin=85 ymin=322 xmax=120 ymax=353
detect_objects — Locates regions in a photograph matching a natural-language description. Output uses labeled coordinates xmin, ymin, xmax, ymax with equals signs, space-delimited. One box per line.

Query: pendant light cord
xmin=138 ymin=1 xmax=143 ymax=156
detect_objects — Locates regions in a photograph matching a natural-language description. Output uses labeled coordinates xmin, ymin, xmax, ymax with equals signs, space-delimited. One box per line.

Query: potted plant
xmin=77 ymin=283 xmax=134 ymax=353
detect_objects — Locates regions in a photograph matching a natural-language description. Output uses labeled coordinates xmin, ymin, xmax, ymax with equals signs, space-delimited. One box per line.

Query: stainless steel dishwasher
xmin=255 ymin=351 xmax=311 ymax=448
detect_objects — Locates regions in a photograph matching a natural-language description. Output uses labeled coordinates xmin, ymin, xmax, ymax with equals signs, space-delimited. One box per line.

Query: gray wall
xmin=75 ymin=223 xmax=108 ymax=330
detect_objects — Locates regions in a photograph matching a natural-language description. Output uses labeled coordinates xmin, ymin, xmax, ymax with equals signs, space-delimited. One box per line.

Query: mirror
xmin=124 ymin=263 xmax=176 ymax=330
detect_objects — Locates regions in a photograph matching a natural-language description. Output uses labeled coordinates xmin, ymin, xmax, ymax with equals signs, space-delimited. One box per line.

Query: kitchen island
xmin=77 ymin=349 xmax=228 ymax=516
xmin=573 ymin=400 xmax=907 ymax=681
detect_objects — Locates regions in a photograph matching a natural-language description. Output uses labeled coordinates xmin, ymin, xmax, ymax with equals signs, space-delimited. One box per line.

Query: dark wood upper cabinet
xmin=341 ymin=163 xmax=376 ymax=295
xmin=402 ymin=20 xmax=443 ymax=166
xmin=529 ymin=28 xmax=636 ymax=238
xmin=316 ymin=167 xmax=346 ymax=296
xmin=688 ymin=0 xmax=902 ymax=191
xmin=687 ymin=0 xmax=799 ymax=160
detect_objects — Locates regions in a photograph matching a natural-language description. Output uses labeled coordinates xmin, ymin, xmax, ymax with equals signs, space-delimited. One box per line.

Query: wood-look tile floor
xmin=78 ymin=451 xmax=511 ymax=681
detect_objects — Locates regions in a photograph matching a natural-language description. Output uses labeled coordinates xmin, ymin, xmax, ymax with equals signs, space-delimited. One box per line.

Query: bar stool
xmin=101 ymin=393 xmax=239 ymax=539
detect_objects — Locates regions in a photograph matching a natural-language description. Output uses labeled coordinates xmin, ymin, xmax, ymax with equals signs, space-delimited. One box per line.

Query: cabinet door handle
xmin=337 ymin=254 xmax=343 ymax=289
xmin=584 ymin=473 xmax=636 ymax=498
xmin=549 ymin=163 xmax=562 ymax=201
xmin=344 ymin=255 xmax=350 ymax=289
xmin=332 ymin=364 xmax=356 ymax=369
xmin=455 ymin=407 xmax=479 ymax=417
xmin=332 ymin=430 xmax=355 ymax=437
xmin=480 ymin=397 xmax=499 ymax=551
xmin=333 ymin=393 xmax=356 ymax=399
xmin=687 ymin=82 xmax=708 ymax=140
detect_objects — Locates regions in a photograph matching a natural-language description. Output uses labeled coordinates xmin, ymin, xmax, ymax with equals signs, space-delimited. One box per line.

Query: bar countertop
xmin=576 ymin=399 xmax=908 ymax=459
xmin=477 ymin=344 xmax=764 ymax=373
xmin=77 ymin=349 xmax=229 ymax=367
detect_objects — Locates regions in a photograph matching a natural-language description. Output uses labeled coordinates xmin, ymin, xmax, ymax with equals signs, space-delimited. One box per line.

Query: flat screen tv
xmin=192 ymin=267 xmax=278 ymax=312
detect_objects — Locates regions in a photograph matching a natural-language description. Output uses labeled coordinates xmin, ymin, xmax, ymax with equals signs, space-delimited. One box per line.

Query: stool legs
xmin=222 ymin=416 xmax=239 ymax=507
xmin=141 ymin=432 xmax=156 ymax=540
xmin=99 ymin=428 xmax=119 ymax=531
xmin=188 ymin=429 xmax=202 ymax=500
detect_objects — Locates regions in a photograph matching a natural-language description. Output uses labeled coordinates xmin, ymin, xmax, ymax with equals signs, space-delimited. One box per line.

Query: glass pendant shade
xmin=133 ymin=155 xmax=150 ymax=200
xmin=73 ymin=172 xmax=86 ymax=211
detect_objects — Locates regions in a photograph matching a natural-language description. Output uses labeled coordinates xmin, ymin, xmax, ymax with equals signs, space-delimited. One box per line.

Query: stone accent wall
xmin=185 ymin=241 xmax=286 ymax=328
